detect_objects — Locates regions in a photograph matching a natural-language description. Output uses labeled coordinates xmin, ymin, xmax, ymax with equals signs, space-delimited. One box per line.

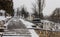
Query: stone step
xmin=0 ymin=29 xmax=31 ymax=37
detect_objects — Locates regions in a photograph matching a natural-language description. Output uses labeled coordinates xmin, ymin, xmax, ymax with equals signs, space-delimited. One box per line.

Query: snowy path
xmin=19 ymin=18 xmax=39 ymax=37
xmin=29 ymin=29 xmax=39 ymax=37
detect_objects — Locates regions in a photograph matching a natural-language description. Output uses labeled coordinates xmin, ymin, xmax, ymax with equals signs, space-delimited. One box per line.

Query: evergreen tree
xmin=0 ymin=0 xmax=14 ymax=16
xmin=21 ymin=7 xmax=29 ymax=18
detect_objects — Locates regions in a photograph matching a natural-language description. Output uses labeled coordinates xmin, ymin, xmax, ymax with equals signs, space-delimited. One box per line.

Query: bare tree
xmin=49 ymin=8 xmax=60 ymax=23
xmin=32 ymin=3 xmax=39 ymax=18
xmin=38 ymin=0 xmax=45 ymax=19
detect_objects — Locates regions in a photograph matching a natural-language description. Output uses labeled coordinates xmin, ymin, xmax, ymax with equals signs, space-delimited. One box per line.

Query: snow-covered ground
xmin=0 ymin=16 xmax=6 ymax=21
xmin=29 ymin=29 xmax=39 ymax=37
xmin=19 ymin=18 xmax=34 ymax=28
xmin=3 ymin=17 xmax=39 ymax=37
xmin=19 ymin=18 xmax=39 ymax=37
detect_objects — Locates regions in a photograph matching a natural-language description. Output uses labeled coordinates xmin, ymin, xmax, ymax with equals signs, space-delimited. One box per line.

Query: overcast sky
xmin=43 ymin=0 xmax=60 ymax=16
xmin=13 ymin=0 xmax=60 ymax=16
xmin=13 ymin=0 xmax=37 ymax=14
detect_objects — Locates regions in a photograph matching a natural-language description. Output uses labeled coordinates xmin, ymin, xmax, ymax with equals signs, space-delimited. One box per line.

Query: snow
xmin=41 ymin=20 xmax=54 ymax=24
xmin=29 ymin=29 xmax=39 ymax=37
xmin=3 ymin=36 xmax=20 ymax=37
xmin=0 ymin=16 xmax=6 ymax=21
xmin=19 ymin=18 xmax=34 ymax=28
xmin=4 ymin=18 xmax=39 ymax=37
xmin=6 ymin=16 xmax=12 ymax=19
xmin=4 ymin=17 xmax=13 ymax=28
xmin=19 ymin=18 xmax=39 ymax=37
xmin=0 ymin=10 xmax=5 ymax=13
xmin=41 ymin=20 xmax=50 ymax=22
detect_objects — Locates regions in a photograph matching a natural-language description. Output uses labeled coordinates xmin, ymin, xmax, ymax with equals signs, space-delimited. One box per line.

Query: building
xmin=0 ymin=0 xmax=14 ymax=16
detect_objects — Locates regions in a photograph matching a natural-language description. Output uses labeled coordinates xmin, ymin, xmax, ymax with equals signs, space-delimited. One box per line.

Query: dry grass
xmin=35 ymin=29 xmax=60 ymax=37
